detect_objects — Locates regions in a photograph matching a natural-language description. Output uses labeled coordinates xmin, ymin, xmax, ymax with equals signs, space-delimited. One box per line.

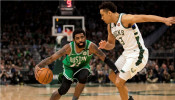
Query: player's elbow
xmin=106 ymin=41 xmax=115 ymax=50
xmin=108 ymin=44 xmax=115 ymax=50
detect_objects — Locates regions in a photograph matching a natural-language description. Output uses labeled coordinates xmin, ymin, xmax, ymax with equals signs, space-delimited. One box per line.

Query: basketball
xmin=37 ymin=68 xmax=53 ymax=84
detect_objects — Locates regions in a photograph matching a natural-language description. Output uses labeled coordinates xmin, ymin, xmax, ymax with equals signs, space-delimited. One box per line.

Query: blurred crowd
xmin=1 ymin=1 xmax=175 ymax=85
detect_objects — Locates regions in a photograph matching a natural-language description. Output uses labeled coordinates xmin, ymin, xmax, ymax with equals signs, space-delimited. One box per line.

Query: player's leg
xmin=116 ymin=56 xmax=138 ymax=100
xmin=50 ymin=76 xmax=72 ymax=100
xmin=116 ymin=74 xmax=129 ymax=100
xmin=115 ymin=52 xmax=148 ymax=100
xmin=108 ymin=55 xmax=125 ymax=84
xmin=108 ymin=54 xmax=125 ymax=85
xmin=50 ymin=65 xmax=74 ymax=100
xmin=50 ymin=90 xmax=61 ymax=100
xmin=73 ymin=83 xmax=85 ymax=100
xmin=108 ymin=70 xmax=117 ymax=84
xmin=73 ymin=68 xmax=90 ymax=100
xmin=108 ymin=55 xmax=131 ymax=100
xmin=109 ymin=71 xmax=128 ymax=100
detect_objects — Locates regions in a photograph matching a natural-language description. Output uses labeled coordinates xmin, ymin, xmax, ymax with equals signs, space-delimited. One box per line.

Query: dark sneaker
xmin=128 ymin=96 xmax=134 ymax=100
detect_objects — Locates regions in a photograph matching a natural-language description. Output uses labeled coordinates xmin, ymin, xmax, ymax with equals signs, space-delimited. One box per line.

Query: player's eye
xmin=81 ymin=36 xmax=84 ymax=39
xmin=75 ymin=37 xmax=79 ymax=40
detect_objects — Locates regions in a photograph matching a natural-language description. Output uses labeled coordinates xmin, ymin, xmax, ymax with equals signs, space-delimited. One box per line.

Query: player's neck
xmin=112 ymin=13 xmax=119 ymax=24
xmin=75 ymin=45 xmax=85 ymax=53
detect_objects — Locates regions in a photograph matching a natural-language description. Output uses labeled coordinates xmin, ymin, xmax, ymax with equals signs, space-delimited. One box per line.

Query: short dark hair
xmin=73 ymin=29 xmax=86 ymax=39
xmin=99 ymin=2 xmax=117 ymax=13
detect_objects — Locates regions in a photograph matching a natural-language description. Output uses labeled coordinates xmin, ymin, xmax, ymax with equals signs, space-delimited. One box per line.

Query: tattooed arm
xmin=89 ymin=42 xmax=118 ymax=74
xmin=35 ymin=44 xmax=71 ymax=80
xmin=37 ymin=44 xmax=71 ymax=67
xmin=89 ymin=42 xmax=106 ymax=61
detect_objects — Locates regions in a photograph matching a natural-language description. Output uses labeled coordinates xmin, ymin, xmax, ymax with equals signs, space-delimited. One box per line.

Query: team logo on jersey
xmin=113 ymin=30 xmax=124 ymax=37
xmin=131 ymin=68 xmax=136 ymax=73
xmin=83 ymin=51 xmax=87 ymax=55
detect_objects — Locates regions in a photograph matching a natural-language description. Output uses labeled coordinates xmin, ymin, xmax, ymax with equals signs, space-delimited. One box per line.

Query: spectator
xmin=0 ymin=70 xmax=11 ymax=85
xmin=153 ymin=64 xmax=162 ymax=83
xmin=162 ymin=69 xmax=171 ymax=83
xmin=146 ymin=69 xmax=158 ymax=83
xmin=103 ymin=64 xmax=110 ymax=83
xmin=139 ymin=67 xmax=147 ymax=83
xmin=96 ymin=64 xmax=104 ymax=83
xmin=11 ymin=71 xmax=23 ymax=85
xmin=168 ymin=65 xmax=175 ymax=82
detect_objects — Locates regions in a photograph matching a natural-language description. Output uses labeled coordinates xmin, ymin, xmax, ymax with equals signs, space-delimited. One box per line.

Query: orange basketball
xmin=37 ymin=68 xmax=53 ymax=84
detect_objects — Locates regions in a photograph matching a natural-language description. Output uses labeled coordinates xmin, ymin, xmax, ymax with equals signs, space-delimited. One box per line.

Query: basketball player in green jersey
xmin=98 ymin=2 xmax=175 ymax=100
xmin=34 ymin=29 xmax=118 ymax=100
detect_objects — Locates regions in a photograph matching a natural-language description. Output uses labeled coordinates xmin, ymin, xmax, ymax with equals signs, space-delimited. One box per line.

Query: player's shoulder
xmin=63 ymin=43 xmax=71 ymax=50
xmin=121 ymin=13 xmax=135 ymax=27
xmin=122 ymin=14 xmax=134 ymax=21
xmin=122 ymin=14 xmax=132 ymax=20
xmin=89 ymin=42 xmax=97 ymax=49
xmin=86 ymin=39 xmax=91 ymax=42
xmin=63 ymin=43 xmax=71 ymax=54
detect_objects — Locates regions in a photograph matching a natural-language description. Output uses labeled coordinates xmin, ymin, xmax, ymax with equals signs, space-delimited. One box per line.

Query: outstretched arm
xmin=89 ymin=42 xmax=118 ymax=74
xmin=37 ymin=44 xmax=70 ymax=68
xmin=123 ymin=14 xmax=175 ymax=27
xmin=35 ymin=44 xmax=71 ymax=80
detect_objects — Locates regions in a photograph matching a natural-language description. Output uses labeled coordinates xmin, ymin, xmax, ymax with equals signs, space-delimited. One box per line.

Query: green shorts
xmin=62 ymin=65 xmax=91 ymax=82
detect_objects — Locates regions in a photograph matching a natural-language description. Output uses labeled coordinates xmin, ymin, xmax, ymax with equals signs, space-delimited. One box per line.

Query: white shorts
xmin=115 ymin=50 xmax=148 ymax=81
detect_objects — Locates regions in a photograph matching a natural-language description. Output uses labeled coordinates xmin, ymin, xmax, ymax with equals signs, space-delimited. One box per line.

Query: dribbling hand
xmin=34 ymin=65 xmax=40 ymax=80
xmin=98 ymin=40 xmax=107 ymax=49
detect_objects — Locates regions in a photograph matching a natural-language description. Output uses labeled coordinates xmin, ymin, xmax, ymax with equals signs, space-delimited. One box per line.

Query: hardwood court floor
xmin=1 ymin=83 xmax=175 ymax=100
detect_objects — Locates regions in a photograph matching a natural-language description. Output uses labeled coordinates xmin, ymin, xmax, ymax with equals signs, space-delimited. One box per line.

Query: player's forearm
xmin=36 ymin=44 xmax=69 ymax=68
xmin=104 ymin=57 xmax=118 ymax=74
xmin=134 ymin=15 xmax=166 ymax=23
xmin=104 ymin=42 xmax=115 ymax=50
xmin=37 ymin=57 xmax=54 ymax=68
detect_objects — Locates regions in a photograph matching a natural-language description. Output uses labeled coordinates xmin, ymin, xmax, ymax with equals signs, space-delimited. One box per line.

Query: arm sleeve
xmin=104 ymin=57 xmax=118 ymax=74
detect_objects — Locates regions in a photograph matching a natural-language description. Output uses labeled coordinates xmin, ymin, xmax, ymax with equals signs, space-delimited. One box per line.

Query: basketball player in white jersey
xmin=98 ymin=2 xmax=175 ymax=100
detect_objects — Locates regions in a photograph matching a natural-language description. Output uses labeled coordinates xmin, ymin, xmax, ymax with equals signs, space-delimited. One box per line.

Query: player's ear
xmin=108 ymin=11 xmax=112 ymax=16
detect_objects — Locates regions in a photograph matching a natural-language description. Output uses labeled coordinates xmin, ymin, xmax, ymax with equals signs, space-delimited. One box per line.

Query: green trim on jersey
xmin=62 ymin=40 xmax=93 ymax=68
xmin=134 ymin=33 xmax=145 ymax=66
xmin=110 ymin=13 xmax=121 ymax=29
xmin=134 ymin=32 xmax=138 ymax=35
xmin=120 ymin=13 xmax=131 ymax=29
xmin=120 ymin=69 xmax=125 ymax=73
xmin=116 ymin=13 xmax=121 ymax=24
xmin=63 ymin=65 xmax=91 ymax=82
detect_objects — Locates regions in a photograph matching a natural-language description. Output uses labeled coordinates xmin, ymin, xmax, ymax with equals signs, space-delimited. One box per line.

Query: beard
xmin=76 ymin=42 xmax=85 ymax=48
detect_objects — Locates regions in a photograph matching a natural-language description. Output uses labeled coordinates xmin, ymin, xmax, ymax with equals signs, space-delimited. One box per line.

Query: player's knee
xmin=78 ymin=74 xmax=88 ymax=84
xmin=115 ymin=79 xmax=125 ymax=88
xmin=58 ymin=83 xmax=71 ymax=95
xmin=115 ymin=82 xmax=123 ymax=88
xmin=78 ymin=69 xmax=89 ymax=84
xmin=58 ymin=88 xmax=67 ymax=95
xmin=58 ymin=77 xmax=72 ymax=95
xmin=78 ymin=77 xmax=87 ymax=84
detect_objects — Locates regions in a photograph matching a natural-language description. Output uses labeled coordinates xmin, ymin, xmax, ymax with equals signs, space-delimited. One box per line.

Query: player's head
xmin=73 ymin=29 xmax=86 ymax=48
xmin=99 ymin=2 xmax=117 ymax=24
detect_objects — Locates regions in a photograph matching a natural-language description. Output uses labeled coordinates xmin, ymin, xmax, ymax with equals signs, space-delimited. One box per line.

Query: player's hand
xmin=98 ymin=40 xmax=107 ymax=49
xmin=34 ymin=65 xmax=40 ymax=80
xmin=164 ymin=17 xmax=175 ymax=26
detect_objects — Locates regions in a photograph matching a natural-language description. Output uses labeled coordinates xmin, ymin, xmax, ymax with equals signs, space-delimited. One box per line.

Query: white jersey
xmin=110 ymin=13 xmax=148 ymax=57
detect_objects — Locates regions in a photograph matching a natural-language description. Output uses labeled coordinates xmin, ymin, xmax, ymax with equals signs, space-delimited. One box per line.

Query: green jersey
xmin=62 ymin=40 xmax=93 ymax=68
